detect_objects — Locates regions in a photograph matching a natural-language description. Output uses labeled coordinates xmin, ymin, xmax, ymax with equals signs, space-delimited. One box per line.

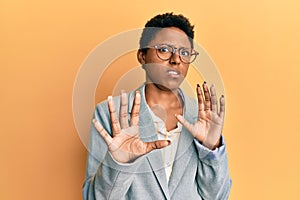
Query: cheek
xmin=144 ymin=50 xmax=166 ymax=64
xmin=145 ymin=55 xmax=161 ymax=64
xmin=144 ymin=64 xmax=164 ymax=76
xmin=181 ymin=66 xmax=189 ymax=76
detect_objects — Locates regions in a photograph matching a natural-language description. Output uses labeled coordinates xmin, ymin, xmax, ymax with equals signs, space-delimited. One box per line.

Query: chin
xmin=153 ymin=81 xmax=182 ymax=91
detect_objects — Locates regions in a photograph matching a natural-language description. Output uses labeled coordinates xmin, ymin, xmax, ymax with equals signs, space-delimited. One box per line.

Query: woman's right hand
xmin=93 ymin=91 xmax=170 ymax=163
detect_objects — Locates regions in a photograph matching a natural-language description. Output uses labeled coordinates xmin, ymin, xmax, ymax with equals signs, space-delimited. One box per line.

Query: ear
xmin=137 ymin=49 xmax=146 ymax=64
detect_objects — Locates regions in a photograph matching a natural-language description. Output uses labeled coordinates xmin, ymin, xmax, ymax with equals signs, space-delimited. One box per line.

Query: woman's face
xmin=138 ymin=27 xmax=192 ymax=91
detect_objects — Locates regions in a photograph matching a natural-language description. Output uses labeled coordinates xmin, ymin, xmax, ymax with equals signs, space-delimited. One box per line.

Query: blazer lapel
xmin=128 ymin=85 xmax=170 ymax=199
xmin=168 ymin=92 xmax=198 ymax=196
xmin=128 ymin=85 xmax=157 ymax=141
xmin=168 ymin=127 xmax=194 ymax=196
xmin=146 ymin=150 xmax=170 ymax=199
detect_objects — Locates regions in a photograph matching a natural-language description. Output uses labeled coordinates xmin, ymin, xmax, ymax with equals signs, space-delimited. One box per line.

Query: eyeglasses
xmin=147 ymin=44 xmax=199 ymax=64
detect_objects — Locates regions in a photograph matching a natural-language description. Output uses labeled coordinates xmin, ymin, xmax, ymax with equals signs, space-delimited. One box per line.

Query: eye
xmin=157 ymin=45 xmax=171 ymax=53
xmin=180 ymin=49 xmax=191 ymax=57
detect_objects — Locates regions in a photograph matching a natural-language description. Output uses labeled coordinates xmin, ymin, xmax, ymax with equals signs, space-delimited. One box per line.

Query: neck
xmin=145 ymin=83 xmax=182 ymax=108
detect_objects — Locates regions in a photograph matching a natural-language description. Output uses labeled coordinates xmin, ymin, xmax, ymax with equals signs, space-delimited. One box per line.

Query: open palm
xmin=176 ymin=82 xmax=225 ymax=150
xmin=93 ymin=91 xmax=170 ymax=163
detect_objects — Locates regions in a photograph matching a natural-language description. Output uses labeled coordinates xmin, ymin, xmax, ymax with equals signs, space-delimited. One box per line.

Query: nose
xmin=169 ymin=51 xmax=181 ymax=65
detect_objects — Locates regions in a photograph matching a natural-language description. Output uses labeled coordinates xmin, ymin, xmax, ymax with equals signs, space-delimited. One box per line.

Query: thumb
xmin=175 ymin=114 xmax=195 ymax=136
xmin=145 ymin=140 xmax=171 ymax=153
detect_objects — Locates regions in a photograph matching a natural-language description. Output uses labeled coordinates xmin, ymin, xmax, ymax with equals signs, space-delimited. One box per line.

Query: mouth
xmin=167 ymin=69 xmax=180 ymax=77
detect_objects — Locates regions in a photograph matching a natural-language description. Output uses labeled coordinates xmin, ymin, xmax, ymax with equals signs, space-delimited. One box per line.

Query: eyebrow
xmin=157 ymin=43 xmax=192 ymax=49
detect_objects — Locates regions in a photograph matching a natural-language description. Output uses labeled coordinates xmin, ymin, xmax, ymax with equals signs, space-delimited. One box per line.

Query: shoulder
xmin=184 ymin=94 xmax=197 ymax=107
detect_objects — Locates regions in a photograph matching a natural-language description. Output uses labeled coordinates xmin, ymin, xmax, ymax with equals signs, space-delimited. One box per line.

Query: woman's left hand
xmin=176 ymin=82 xmax=225 ymax=150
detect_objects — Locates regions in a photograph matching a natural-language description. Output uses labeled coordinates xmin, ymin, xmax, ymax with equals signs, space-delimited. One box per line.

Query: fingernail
xmin=108 ymin=96 xmax=112 ymax=101
xmin=197 ymin=84 xmax=200 ymax=87
xmin=204 ymin=81 xmax=206 ymax=84
xmin=221 ymin=95 xmax=224 ymax=98
xmin=92 ymin=119 xmax=97 ymax=123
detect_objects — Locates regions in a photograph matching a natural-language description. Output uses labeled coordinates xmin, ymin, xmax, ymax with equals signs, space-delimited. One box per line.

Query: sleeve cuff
xmin=194 ymin=136 xmax=226 ymax=161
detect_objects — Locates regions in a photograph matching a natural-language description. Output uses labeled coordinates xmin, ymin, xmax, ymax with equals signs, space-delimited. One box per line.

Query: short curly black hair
xmin=139 ymin=12 xmax=195 ymax=50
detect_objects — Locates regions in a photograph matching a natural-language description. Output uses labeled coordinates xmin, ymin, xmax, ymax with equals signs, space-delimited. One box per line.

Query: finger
xmin=210 ymin=84 xmax=218 ymax=113
xmin=197 ymin=84 xmax=205 ymax=111
xmin=145 ymin=140 xmax=171 ymax=153
xmin=202 ymin=82 xmax=211 ymax=111
xmin=175 ymin=114 xmax=196 ymax=137
xmin=108 ymin=96 xmax=121 ymax=136
xmin=219 ymin=95 xmax=225 ymax=119
xmin=119 ymin=91 xmax=129 ymax=129
xmin=130 ymin=91 xmax=141 ymax=126
xmin=93 ymin=119 xmax=113 ymax=146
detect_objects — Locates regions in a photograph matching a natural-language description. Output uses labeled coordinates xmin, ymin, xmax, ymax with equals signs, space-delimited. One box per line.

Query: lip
xmin=167 ymin=69 xmax=180 ymax=78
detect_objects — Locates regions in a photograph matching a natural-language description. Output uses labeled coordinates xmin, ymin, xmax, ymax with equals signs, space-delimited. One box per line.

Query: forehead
xmin=149 ymin=27 xmax=191 ymax=48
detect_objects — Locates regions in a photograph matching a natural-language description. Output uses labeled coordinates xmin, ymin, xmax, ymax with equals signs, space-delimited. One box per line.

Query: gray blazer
xmin=83 ymin=85 xmax=231 ymax=200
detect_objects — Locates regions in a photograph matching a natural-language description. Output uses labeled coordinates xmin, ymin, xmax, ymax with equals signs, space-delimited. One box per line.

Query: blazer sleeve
xmin=82 ymin=102 xmax=143 ymax=200
xmin=194 ymin=136 xmax=232 ymax=200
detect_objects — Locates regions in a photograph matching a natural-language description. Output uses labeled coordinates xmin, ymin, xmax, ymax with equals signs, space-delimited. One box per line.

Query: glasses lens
xmin=181 ymin=50 xmax=198 ymax=64
xmin=155 ymin=45 xmax=199 ymax=64
xmin=179 ymin=48 xmax=192 ymax=63
xmin=156 ymin=45 xmax=172 ymax=60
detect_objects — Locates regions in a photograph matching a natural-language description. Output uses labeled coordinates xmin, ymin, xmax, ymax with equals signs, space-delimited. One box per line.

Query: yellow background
xmin=1 ymin=0 xmax=300 ymax=199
